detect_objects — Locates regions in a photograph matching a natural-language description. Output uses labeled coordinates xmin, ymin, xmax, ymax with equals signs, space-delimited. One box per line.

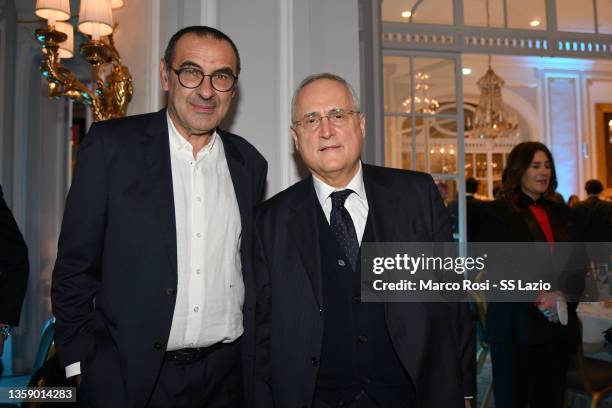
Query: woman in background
xmin=479 ymin=142 xmax=581 ymax=408
xmin=567 ymin=194 xmax=581 ymax=208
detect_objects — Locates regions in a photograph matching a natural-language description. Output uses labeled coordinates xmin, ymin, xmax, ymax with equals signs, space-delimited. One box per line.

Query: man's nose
xmin=320 ymin=116 xmax=333 ymax=138
xmin=197 ymin=75 xmax=215 ymax=99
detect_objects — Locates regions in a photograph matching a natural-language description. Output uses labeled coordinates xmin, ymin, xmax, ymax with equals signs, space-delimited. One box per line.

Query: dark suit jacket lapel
xmin=362 ymin=164 xmax=400 ymax=242
xmin=362 ymin=165 xmax=426 ymax=383
xmin=143 ymin=109 xmax=177 ymax=277
xmin=289 ymin=178 xmax=323 ymax=308
xmin=218 ymin=129 xmax=252 ymax=256
xmin=362 ymin=165 xmax=399 ymax=306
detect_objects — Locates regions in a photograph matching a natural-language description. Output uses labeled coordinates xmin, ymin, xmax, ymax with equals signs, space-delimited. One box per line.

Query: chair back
xmin=31 ymin=318 xmax=56 ymax=375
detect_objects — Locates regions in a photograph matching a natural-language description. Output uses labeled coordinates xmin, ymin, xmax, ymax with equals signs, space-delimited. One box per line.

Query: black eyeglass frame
xmin=171 ymin=67 xmax=237 ymax=92
xmin=291 ymin=109 xmax=361 ymax=131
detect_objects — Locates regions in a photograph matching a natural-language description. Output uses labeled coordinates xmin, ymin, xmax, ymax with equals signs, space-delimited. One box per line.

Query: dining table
xmin=577 ymin=302 xmax=612 ymax=362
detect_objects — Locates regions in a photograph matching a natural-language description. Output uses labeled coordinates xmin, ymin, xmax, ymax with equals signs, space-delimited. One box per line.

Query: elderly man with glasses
xmin=253 ymin=73 xmax=475 ymax=408
xmin=52 ymin=26 xmax=267 ymax=408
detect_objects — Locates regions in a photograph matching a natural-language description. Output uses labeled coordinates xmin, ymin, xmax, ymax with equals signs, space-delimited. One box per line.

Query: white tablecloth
xmin=578 ymin=302 xmax=612 ymax=357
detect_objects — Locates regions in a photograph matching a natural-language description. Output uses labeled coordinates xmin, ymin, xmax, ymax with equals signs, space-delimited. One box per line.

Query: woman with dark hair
xmin=479 ymin=142 xmax=581 ymax=408
xmin=567 ymin=194 xmax=581 ymax=208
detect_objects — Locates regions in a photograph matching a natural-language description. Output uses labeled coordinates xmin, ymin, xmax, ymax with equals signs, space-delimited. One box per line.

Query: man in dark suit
xmin=51 ymin=26 xmax=267 ymax=408
xmin=0 ymin=185 xmax=29 ymax=374
xmin=464 ymin=177 xmax=484 ymax=242
xmin=448 ymin=177 xmax=483 ymax=241
xmin=253 ymin=73 xmax=475 ymax=408
xmin=575 ymin=179 xmax=612 ymax=242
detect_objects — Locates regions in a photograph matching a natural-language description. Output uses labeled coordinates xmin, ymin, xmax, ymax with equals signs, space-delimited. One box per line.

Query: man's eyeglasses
xmin=172 ymin=67 xmax=237 ymax=92
xmin=292 ymin=108 xmax=360 ymax=132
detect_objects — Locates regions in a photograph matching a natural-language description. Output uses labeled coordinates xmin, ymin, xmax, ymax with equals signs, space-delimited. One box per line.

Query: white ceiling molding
xmin=383 ymin=22 xmax=612 ymax=59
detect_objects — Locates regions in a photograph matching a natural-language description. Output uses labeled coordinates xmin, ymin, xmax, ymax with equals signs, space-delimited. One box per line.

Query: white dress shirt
xmin=312 ymin=162 xmax=369 ymax=243
xmin=166 ymin=114 xmax=244 ymax=351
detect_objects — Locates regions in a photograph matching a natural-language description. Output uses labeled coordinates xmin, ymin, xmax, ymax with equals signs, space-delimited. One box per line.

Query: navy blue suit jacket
xmin=0 ymin=185 xmax=29 ymax=327
xmin=51 ymin=110 xmax=267 ymax=407
xmin=253 ymin=165 xmax=475 ymax=408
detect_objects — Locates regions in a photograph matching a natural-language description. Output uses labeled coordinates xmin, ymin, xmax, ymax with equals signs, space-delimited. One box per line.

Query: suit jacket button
xmin=337 ymin=259 xmax=346 ymax=267
xmin=166 ymin=288 xmax=175 ymax=296
xmin=311 ymin=357 xmax=318 ymax=366
xmin=358 ymin=335 xmax=368 ymax=343
xmin=153 ymin=342 xmax=162 ymax=350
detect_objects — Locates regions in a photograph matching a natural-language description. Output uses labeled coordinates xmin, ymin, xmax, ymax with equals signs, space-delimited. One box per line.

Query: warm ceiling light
xmin=462 ymin=68 xmax=472 ymax=75
xmin=111 ymin=0 xmax=124 ymax=8
xmin=530 ymin=19 xmax=540 ymax=27
xmin=401 ymin=11 xmax=412 ymax=18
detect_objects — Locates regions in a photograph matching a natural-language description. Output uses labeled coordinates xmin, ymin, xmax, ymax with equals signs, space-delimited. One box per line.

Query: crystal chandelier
xmin=402 ymin=72 xmax=439 ymax=115
xmin=34 ymin=0 xmax=133 ymax=122
xmin=472 ymin=62 xmax=518 ymax=139
xmin=471 ymin=0 xmax=518 ymax=139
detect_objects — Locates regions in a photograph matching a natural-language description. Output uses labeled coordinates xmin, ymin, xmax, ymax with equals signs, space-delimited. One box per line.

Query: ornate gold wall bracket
xmin=35 ymin=26 xmax=133 ymax=122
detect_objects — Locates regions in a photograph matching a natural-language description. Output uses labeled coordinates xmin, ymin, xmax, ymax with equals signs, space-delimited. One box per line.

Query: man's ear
xmin=291 ymin=128 xmax=299 ymax=151
xmin=359 ymin=114 xmax=366 ymax=139
xmin=160 ymin=60 xmax=170 ymax=92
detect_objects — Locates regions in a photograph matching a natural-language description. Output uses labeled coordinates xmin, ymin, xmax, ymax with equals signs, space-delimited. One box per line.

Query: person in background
xmin=0 ymin=185 xmax=29 ymax=376
xmin=492 ymin=186 xmax=501 ymax=200
xmin=574 ymin=179 xmax=612 ymax=242
xmin=567 ymin=194 xmax=580 ymax=208
xmin=551 ymin=191 xmax=566 ymax=206
xmin=465 ymin=178 xmax=485 ymax=242
xmin=449 ymin=177 xmax=483 ymax=242
xmin=478 ymin=142 xmax=582 ymax=408
xmin=51 ymin=26 xmax=267 ymax=407
xmin=253 ymin=73 xmax=475 ymax=408
xmin=436 ymin=180 xmax=450 ymax=207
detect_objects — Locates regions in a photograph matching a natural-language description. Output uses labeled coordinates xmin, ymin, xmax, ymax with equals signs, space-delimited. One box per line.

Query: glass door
xmin=382 ymin=51 xmax=466 ymax=241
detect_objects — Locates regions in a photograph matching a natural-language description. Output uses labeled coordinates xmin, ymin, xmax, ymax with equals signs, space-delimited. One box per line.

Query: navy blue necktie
xmin=329 ymin=190 xmax=359 ymax=270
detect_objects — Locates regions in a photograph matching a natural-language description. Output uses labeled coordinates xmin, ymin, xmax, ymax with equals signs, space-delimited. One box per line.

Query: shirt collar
xmin=167 ymin=111 xmax=217 ymax=156
xmin=518 ymin=191 xmax=548 ymax=207
xmin=312 ymin=162 xmax=366 ymax=209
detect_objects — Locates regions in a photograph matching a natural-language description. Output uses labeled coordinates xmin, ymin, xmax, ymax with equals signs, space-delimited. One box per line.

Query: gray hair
xmin=291 ymin=73 xmax=360 ymax=121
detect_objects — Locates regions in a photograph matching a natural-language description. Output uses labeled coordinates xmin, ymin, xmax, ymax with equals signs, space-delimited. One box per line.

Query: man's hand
xmin=75 ymin=374 xmax=82 ymax=386
xmin=465 ymin=399 xmax=472 ymax=408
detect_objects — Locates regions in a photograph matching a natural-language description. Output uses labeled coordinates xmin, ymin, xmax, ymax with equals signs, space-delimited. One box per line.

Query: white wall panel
xmin=544 ymin=75 xmax=582 ymax=199
xmin=219 ymin=0 xmax=360 ymax=196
